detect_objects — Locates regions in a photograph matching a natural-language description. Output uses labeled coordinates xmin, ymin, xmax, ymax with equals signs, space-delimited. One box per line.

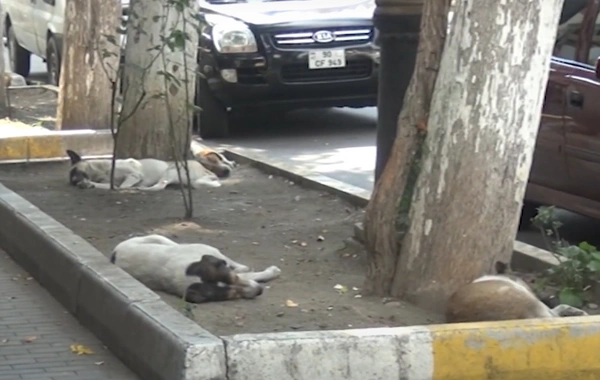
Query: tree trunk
xmin=0 ymin=2 xmax=7 ymax=110
xmin=364 ymin=0 xmax=565 ymax=311
xmin=363 ymin=0 xmax=450 ymax=295
xmin=56 ymin=0 xmax=121 ymax=130
xmin=393 ymin=0 xmax=566 ymax=312
xmin=116 ymin=0 xmax=199 ymax=160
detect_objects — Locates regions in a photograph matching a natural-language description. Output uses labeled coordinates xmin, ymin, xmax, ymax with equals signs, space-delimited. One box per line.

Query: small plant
xmin=532 ymin=205 xmax=600 ymax=307
xmin=98 ymin=0 xmax=200 ymax=219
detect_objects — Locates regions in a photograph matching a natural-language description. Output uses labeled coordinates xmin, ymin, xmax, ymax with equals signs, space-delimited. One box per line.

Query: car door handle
xmin=569 ymin=91 xmax=584 ymax=107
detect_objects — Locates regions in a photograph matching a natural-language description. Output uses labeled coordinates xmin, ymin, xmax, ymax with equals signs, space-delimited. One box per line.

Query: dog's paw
xmin=553 ymin=304 xmax=589 ymax=317
xmin=235 ymin=265 xmax=250 ymax=273
xmin=265 ymin=265 xmax=282 ymax=278
xmin=77 ymin=180 xmax=94 ymax=189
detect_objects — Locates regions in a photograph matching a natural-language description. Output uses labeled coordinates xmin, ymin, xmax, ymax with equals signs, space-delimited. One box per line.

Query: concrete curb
xmin=0 ymin=183 xmax=226 ymax=380
xmin=223 ymin=149 xmax=371 ymax=208
xmin=0 ymin=129 xmax=114 ymax=162
xmin=223 ymin=318 xmax=600 ymax=379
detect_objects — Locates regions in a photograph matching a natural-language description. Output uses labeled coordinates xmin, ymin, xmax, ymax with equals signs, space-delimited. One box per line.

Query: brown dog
xmin=445 ymin=262 xmax=588 ymax=323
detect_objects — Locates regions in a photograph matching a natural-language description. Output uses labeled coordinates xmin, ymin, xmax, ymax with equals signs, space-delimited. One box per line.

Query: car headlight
xmin=210 ymin=18 xmax=257 ymax=54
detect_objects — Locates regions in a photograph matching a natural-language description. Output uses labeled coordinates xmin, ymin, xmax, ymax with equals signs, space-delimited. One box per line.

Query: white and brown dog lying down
xmin=66 ymin=142 xmax=237 ymax=191
xmin=111 ymin=234 xmax=281 ymax=303
xmin=445 ymin=261 xmax=588 ymax=323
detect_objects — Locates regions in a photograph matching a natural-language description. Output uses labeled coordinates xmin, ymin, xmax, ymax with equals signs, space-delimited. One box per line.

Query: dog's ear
xmin=66 ymin=150 xmax=82 ymax=165
xmin=494 ymin=261 xmax=509 ymax=275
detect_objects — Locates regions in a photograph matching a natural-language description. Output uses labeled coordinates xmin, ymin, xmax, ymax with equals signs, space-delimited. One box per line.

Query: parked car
xmin=520 ymin=0 xmax=600 ymax=229
xmin=3 ymin=0 xmax=129 ymax=86
xmin=195 ymin=0 xmax=380 ymax=138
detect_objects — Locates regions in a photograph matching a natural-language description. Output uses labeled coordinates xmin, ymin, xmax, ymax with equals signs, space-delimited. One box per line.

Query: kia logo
xmin=312 ymin=30 xmax=335 ymax=43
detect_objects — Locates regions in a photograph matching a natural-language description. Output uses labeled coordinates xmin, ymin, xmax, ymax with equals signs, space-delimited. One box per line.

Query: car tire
xmin=518 ymin=201 xmax=539 ymax=231
xmin=47 ymin=36 xmax=61 ymax=86
xmin=7 ymin=24 xmax=31 ymax=77
xmin=195 ymin=77 xmax=230 ymax=139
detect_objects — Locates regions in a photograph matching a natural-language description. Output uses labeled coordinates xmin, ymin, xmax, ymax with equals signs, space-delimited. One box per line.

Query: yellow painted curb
xmin=0 ymin=130 xmax=114 ymax=161
xmin=429 ymin=317 xmax=600 ymax=379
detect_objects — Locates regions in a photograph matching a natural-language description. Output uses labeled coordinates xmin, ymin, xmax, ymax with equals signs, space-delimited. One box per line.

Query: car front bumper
xmin=200 ymin=45 xmax=380 ymax=109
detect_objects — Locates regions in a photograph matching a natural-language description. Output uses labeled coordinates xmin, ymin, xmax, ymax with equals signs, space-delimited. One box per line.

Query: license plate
xmin=308 ymin=50 xmax=346 ymax=69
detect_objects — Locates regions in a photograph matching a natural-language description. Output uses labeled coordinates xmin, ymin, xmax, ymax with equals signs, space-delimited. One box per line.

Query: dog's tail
xmin=110 ymin=251 xmax=117 ymax=264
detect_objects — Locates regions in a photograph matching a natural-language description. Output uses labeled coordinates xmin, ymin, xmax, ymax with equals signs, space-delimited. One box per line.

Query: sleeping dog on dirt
xmin=111 ymin=234 xmax=281 ymax=303
xmin=66 ymin=147 xmax=235 ymax=190
xmin=189 ymin=139 xmax=238 ymax=178
xmin=445 ymin=261 xmax=588 ymax=323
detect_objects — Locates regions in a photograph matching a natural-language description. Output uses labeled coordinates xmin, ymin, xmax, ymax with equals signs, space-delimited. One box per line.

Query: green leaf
xmin=579 ymin=241 xmax=598 ymax=253
xmin=558 ymin=288 xmax=584 ymax=308
xmin=587 ymin=260 xmax=600 ymax=272
xmin=557 ymin=245 xmax=582 ymax=258
xmin=591 ymin=252 xmax=600 ymax=261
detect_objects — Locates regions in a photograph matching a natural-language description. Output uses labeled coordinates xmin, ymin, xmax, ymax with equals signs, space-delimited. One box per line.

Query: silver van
xmin=3 ymin=0 xmax=129 ymax=85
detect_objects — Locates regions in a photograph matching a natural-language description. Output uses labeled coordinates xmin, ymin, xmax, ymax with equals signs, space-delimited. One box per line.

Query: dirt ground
xmin=3 ymin=87 xmax=57 ymax=129
xmin=0 ymin=162 xmax=442 ymax=336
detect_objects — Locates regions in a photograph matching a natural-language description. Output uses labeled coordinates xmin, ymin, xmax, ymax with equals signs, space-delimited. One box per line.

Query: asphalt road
xmin=14 ymin=48 xmax=600 ymax=251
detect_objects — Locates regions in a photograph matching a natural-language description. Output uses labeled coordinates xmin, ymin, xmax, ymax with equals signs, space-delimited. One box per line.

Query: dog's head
xmin=190 ymin=142 xmax=237 ymax=178
xmin=184 ymin=255 xmax=263 ymax=302
xmin=66 ymin=149 xmax=91 ymax=187
xmin=196 ymin=150 xmax=237 ymax=178
xmin=185 ymin=254 xmax=234 ymax=284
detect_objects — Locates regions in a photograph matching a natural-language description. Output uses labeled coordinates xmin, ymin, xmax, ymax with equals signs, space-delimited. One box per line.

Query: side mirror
xmin=596 ymin=57 xmax=600 ymax=79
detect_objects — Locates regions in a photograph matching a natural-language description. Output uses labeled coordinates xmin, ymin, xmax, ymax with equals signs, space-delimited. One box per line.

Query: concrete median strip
xmin=1 ymin=137 xmax=599 ymax=379
xmin=0 ymin=129 xmax=114 ymax=162
xmin=0 ymin=183 xmax=226 ymax=380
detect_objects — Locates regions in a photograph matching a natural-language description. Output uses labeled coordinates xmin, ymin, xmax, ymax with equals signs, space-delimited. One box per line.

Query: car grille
xmin=280 ymin=59 xmax=372 ymax=83
xmin=271 ymin=27 xmax=373 ymax=49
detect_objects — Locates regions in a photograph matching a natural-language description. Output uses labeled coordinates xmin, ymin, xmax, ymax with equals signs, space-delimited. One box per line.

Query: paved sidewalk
xmin=0 ymin=251 xmax=138 ymax=380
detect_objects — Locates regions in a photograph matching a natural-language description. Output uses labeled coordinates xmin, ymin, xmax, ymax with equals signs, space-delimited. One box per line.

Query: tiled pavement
xmin=0 ymin=251 xmax=139 ymax=380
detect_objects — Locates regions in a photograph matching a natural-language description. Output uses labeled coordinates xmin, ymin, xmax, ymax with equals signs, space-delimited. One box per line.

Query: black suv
xmin=196 ymin=0 xmax=380 ymax=138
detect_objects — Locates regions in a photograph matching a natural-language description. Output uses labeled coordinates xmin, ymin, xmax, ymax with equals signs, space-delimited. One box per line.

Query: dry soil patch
xmin=0 ymin=162 xmax=442 ymax=336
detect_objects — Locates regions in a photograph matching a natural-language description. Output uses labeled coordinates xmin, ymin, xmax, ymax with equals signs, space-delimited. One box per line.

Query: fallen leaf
xmin=285 ymin=299 xmax=298 ymax=308
xmin=70 ymin=344 xmax=94 ymax=355
xmin=317 ymin=235 xmax=325 ymax=242
xmin=334 ymin=284 xmax=348 ymax=294
xmin=23 ymin=336 xmax=37 ymax=343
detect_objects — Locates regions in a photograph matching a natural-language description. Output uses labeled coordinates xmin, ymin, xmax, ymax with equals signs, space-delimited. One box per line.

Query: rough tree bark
xmin=364 ymin=0 xmax=565 ymax=312
xmin=364 ymin=0 xmax=450 ymax=296
xmin=116 ymin=0 xmax=199 ymax=160
xmin=56 ymin=0 xmax=121 ymax=130
xmin=0 ymin=2 xmax=8 ymax=110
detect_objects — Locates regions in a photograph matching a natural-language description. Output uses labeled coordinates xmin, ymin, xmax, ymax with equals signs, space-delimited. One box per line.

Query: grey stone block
xmin=75 ymin=260 xmax=159 ymax=366
xmin=131 ymin=300 xmax=227 ymax=380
